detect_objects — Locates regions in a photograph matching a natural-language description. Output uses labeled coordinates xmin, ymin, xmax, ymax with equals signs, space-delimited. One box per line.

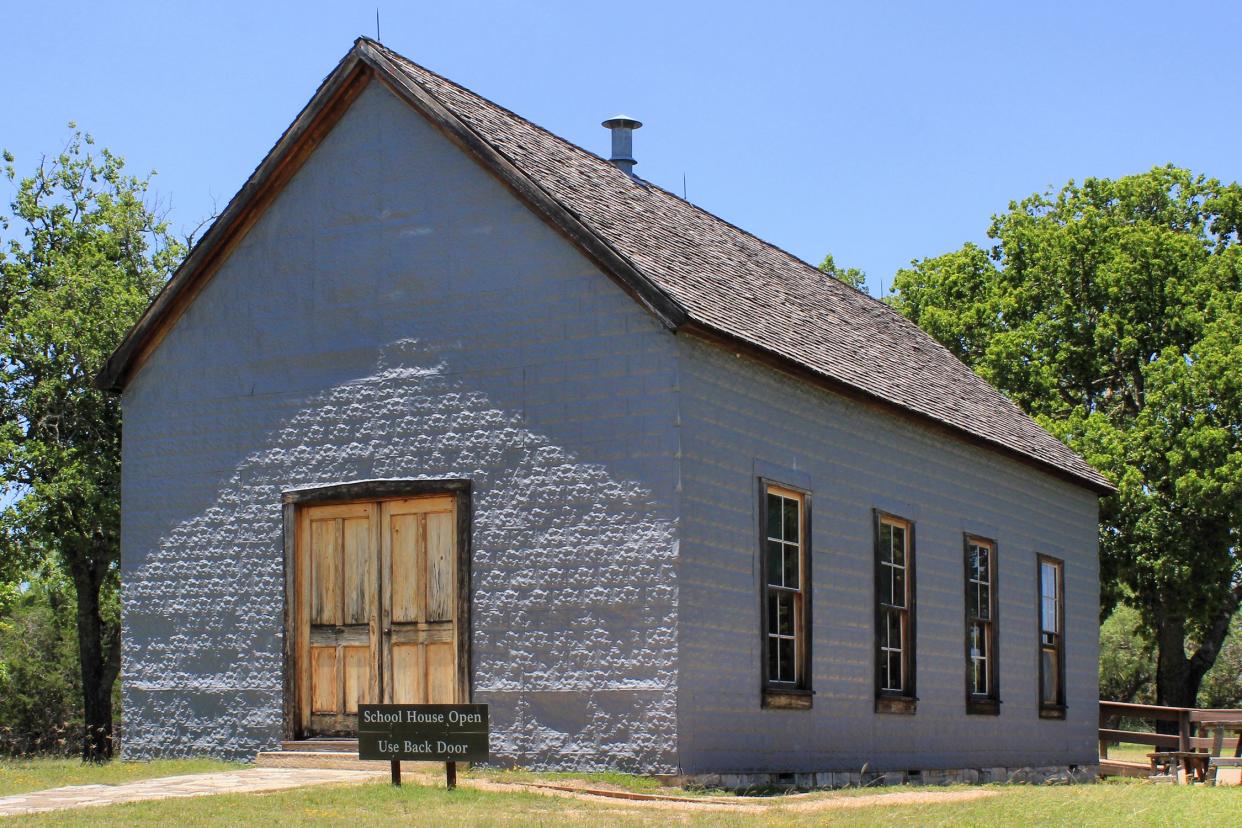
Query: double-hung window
xmin=965 ymin=536 xmax=999 ymax=714
xmin=1038 ymin=555 xmax=1066 ymax=717
xmin=760 ymin=482 xmax=811 ymax=708
xmin=875 ymin=512 xmax=915 ymax=713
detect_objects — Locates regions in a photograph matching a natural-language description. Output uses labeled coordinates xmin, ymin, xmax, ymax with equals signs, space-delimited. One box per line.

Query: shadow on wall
xmin=123 ymin=339 xmax=678 ymax=769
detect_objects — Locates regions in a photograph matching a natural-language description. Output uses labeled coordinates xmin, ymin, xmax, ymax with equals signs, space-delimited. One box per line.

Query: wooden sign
xmin=358 ymin=703 xmax=488 ymax=788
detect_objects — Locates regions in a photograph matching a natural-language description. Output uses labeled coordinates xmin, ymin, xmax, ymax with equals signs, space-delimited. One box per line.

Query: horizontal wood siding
xmin=675 ymin=336 xmax=1099 ymax=773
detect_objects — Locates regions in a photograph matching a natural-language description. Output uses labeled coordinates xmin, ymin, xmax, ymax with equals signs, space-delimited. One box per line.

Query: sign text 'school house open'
xmin=99 ymin=38 xmax=1113 ymax=782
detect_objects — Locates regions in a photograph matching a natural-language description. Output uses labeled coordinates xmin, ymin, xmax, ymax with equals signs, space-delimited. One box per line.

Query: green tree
xmin=0 ymin=575 xmax=86 ymax=755
xmin=819 ymin=253 xmax=868 ymax=291
xmin=1099 ymin=604 xmax=1156 ymax=704
xmin=1098 ymin=603 xmax=1242 ymax=708
xmin=0 ymin=130 xmax=183 ymax=760
xmin=1198 ymin=614 xmax=1242 ymax=708
xmin=890 ymin=166 xmax=1242 ymax=708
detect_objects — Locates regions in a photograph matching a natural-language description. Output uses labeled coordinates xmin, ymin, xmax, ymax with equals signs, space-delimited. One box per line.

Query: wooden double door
xmin=294 ymin=495 xmax=460 ymax=736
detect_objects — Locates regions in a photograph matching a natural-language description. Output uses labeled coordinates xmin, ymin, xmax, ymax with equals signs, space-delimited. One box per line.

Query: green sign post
xmin=358 ymin=704 xmax=489 ymax=789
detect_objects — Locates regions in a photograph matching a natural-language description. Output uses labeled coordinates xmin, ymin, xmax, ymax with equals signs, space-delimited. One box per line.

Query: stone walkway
xmin=0 ymin=767 xmax=386 ymax=817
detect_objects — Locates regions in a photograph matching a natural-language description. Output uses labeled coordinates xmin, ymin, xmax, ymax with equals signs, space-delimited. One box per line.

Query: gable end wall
xmin=119 ymin=80 xmax=681 ymax=769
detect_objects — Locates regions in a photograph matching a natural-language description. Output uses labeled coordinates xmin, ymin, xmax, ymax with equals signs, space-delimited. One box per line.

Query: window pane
xmin=768 ymin=635 xmax=780 ymax=682
xmin=891 ymin=526 xmax=906 ymax=567
xmin=779 ymin=637 xmax=796 ymax=683
xmin=969 ymin=612 xmax=991 ymax=698
xmin=880 ymin=650 xmax=890 ymax=689
xmin=1041 ymin=647 xmax=1057 ymax=703
xmin=977 ymin=584 xmax=990 ymax=620
xmin=888 ymin=651 xmax=903 ymax=691
xmin=967 ymin=581 xmax=979 ymax=618
xmin=887 ymin=610 xmax=902 ymax=650
xmin=783 ymin=543 xmax=800 ymax=589
xmin=892 ymin=566 xmax=905 ymax=608
xmin=1042 ymin=596 xmax=1057 ymax=634
xmin=879 ymin=522 xmax=893 ymax=563
xmin=977 ymin=546 xmax=989 ymax=585
xmin=766 ymin=493 xmax=782 ymax=540
xmin=972 ymin=653 xmax=987 ymax=695
xmin=767 ymin=589 xmax=778 ymax=633
xmin=1041 ymin=562 xmax=1057 ymax=599
xmin=775 ymin=591 xmax=795 ymax=635
xmin=783 ymin=497 xmax=799 ymax=544
xmin=767 ymin=540 xmax=784 ymax=587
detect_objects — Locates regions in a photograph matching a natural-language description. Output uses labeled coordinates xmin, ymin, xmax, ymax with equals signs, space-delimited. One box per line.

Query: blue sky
xmin=3 ymin=1 xmax=1238 ymax=296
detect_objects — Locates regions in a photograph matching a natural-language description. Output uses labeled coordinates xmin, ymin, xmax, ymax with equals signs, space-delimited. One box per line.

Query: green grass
xmin=3 ymin=770 xmax=1239 ymax=827
xmin=0 ymin=757 xmax=246 ymax=798
xmin=1105 ymin=741 xmax=1160 ymax=763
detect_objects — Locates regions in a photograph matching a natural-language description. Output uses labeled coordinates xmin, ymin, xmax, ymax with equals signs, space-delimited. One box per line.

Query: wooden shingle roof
xmin=97 ymin=38 xmax=1113 ymax=494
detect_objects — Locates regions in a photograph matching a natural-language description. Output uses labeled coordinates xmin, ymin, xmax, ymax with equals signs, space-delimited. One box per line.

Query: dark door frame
xmin=280 ymin=478 xmax=473 ymax=740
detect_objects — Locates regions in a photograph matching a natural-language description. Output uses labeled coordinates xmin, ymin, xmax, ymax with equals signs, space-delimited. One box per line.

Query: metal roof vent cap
xmin=601 ymin=114 xmax=642 ymax=176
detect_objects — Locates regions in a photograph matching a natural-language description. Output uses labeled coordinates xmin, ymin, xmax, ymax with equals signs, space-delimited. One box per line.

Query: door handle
xmin=383 ymin=627 xmax=392 ymax=636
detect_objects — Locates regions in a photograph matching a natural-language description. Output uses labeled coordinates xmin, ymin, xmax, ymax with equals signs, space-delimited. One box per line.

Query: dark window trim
xmin=874 ymin=509 xmax=917 ymax=714
xmin=965 ymin=534 xmax=1001 ymax=715
xmin=758 ymin=477 xmax=813 ymax=709
xmin=1036 ymin=553 xmax=1067 ymax=719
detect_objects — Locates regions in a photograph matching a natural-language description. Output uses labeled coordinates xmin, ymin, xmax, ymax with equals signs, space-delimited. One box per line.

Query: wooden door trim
xmin=281 ymin=479 xmax=473 ymax=740
xmin=283 ymin=478 xmax=471 ymax=505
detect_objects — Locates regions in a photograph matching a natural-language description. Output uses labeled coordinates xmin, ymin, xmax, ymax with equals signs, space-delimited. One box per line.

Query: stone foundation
xmin=658 ymin=764 xmax=1099 ymax=791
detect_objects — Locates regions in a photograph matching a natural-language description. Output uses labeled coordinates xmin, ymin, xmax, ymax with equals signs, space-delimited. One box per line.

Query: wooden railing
xmin=1099 ymin=701 xmax=1242 ymax=759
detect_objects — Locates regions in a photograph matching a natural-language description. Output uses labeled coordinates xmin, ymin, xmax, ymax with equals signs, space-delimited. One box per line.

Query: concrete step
xmin=280 ymin=739 xmax=358 ymax=753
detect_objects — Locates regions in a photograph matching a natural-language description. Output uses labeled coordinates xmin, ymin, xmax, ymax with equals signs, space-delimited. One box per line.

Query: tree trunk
xmin=1152 ymin=596 xmax=1240 ymax=735
xmin=1155 ymin=616 xmax=1198 ymax=708
xmin=71 ymin=559 xmax=121 ymax=762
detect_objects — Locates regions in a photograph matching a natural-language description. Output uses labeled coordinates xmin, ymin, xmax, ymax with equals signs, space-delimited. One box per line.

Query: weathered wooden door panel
xmin=296 ymin=493 xmax=460 ymax=736
xmin=426 ymin=642 xmax=456 ymax=703
xmin=298 ymin=502 xmax=380 ymax=735
xmin=381 ymin=496 xmax=458 ymax=705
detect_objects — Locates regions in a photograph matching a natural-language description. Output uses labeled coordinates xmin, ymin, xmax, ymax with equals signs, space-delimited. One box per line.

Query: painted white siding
xmin=675 ymin=337 xmax=1099 ymax=773
xmin=120 ymin=80 xmax=680 ymax=769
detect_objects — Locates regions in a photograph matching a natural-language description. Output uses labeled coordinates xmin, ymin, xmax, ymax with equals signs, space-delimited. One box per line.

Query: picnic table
xmin=1198 ymin=720 xmax=1242 ymax=785
xmin=1147 ymin=720 xmax=1242 ymax=785
xmin=1198 ymin=720 xmax=1242 ymax=757
xmin=1147 ymin=750 xmax=1211 ymax=783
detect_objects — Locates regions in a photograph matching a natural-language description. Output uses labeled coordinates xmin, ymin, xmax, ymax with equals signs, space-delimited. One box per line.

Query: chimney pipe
xmin=601 ymin=114 xmax=642 ymax=176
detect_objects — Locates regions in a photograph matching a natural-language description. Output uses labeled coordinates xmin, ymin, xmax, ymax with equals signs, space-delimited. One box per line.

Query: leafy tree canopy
xmin=819 ymin=253 xmax=868 ymax=291
xmin=0 ymin=128 xmax=183 ymax=758
xmin=890 ymin=165 xmax=1242 ymax=706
